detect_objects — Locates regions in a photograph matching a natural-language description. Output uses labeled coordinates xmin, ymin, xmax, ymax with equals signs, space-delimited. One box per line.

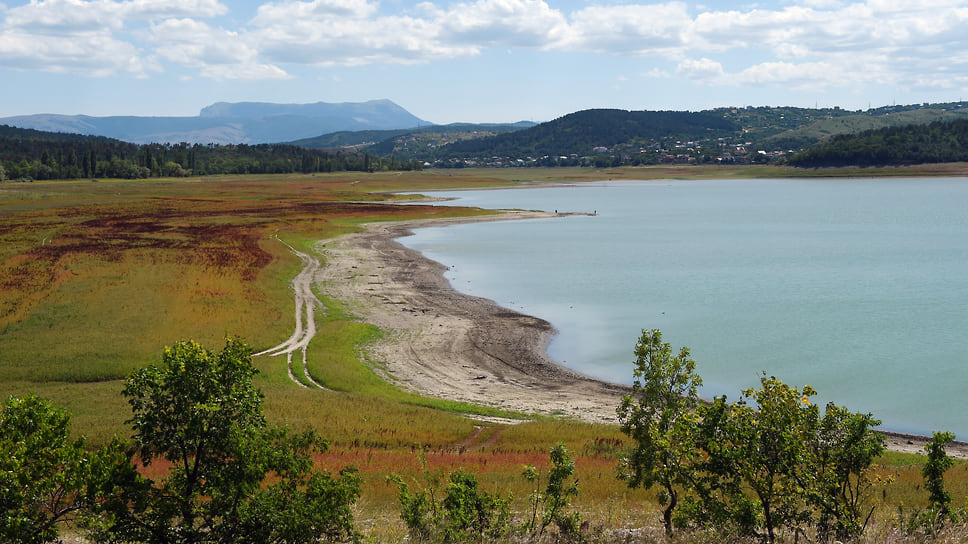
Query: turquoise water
xmin=399 ymin=178 xmax=968 ymax=436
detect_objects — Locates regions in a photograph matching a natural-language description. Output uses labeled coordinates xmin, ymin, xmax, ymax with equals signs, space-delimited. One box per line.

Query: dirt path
xmin=253 ymin=235 xmax=328 ymax=390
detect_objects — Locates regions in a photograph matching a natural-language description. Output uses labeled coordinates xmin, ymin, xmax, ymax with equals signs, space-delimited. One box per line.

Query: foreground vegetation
xmin=5 ymin=334 xmax=968 ymax=543
xmin=3 ymin=169 xmax=968 ymax=543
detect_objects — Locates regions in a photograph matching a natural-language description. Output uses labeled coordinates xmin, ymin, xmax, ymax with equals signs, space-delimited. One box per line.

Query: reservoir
xmin=399 ymin=178 xmax=968 ymax=437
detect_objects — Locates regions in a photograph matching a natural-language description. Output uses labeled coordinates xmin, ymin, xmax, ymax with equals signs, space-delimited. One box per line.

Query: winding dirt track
xmin=253 ymin=235 xmax=328 ymax=390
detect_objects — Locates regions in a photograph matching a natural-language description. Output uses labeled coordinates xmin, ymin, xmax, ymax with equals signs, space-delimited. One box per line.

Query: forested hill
xmin=364 ymin=102 xmax=968 ymax=167
xmin=290 ymin=122 xmax=535 ymax=149
xmin=787 ymin=119 xmax=968 ymax=167
xmin=440 ymin=109 xmax=738 ymax=158
xmin=0 ymin=125 xmax=416 ymax=181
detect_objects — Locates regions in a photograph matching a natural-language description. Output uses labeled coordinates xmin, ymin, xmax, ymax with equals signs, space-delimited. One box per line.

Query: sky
xmin=1 ymin=0 xmax=968 ymax=124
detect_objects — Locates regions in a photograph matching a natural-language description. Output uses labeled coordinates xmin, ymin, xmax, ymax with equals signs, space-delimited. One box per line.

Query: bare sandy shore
xmin=314 ymin=211 xmax=968 ymax=458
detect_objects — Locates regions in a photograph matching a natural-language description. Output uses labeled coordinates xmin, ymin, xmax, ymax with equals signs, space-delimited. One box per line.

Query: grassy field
xmin=3 ymin=166 xmax=968 ymax=541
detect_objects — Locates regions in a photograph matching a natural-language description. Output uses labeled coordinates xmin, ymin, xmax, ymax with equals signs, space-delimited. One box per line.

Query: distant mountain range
xmin=0 ymin=100 xmax=429 ymax=145
xmin=5 ymin=100 xmax=968 ymax=171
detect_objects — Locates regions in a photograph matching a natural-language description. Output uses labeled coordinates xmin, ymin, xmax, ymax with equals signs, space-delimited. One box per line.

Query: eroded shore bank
xmin=315 ymin=211 xmax=968 ymax=458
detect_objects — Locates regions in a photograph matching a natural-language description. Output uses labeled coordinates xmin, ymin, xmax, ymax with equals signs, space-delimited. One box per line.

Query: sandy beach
xmin=315 ymin=210 xmax=968 ymax=457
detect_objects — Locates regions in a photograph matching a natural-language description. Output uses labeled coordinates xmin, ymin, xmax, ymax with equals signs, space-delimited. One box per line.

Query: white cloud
xmin=3 ymin=0 xmax=968 ymax=94
xmin=252 ymin=12 xmax=471 ymax=66
xmin=794 ymin=0 xmax=843 ymax=8
xmin=431 ymin=0 xmax=568 ymax=48
xmin=563 ymin=2 xmax=691 ymax=55
xmin=200 ymin=62 xmax=290 ymax=80
xmin=0 ymin=0 xmax=228 ymax=76
xmin=728 ymin=61 xmax=841 ymax=89
xmin=255 ymin=0 xmax=377 ymax=22
xmin=150 ymin=18 xmax=289 ymax=79
xmin=676 ymin=57 xmax=725 ymax=81
xmin=121 ymin=0 xmax=228 ymax=19
xmin=150 ymin=18 xmax=248 ymax=65
xmin=0 ymin=27 xmax=147 ymax=75
xmin=5 ymin=0 xmax=125 ymax=32
xmin=4 ymin=0 xmax=227 ymax=31
xmin=248 ymin=0 xmax=567 ymax=68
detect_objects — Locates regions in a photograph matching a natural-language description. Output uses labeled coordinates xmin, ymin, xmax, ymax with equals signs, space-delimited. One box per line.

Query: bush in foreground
xmin=617 ymin=329 xmax=887 ymax=543
xmin=0 ymin=394 xmax=127 ymax=544
xmin=89 ymin=338 xmax=362 ymax=544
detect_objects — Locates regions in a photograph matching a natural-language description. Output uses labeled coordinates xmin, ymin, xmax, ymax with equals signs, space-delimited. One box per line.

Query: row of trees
xmin=2 ymin=333 xmax=962 ymax=543
xmin=617 ymin=329 xmax=931 ymax=543
xmin=787 ymin=119 xmax=968 ymax=167
xmin=0 ymin=125 xmax=421 ymax=181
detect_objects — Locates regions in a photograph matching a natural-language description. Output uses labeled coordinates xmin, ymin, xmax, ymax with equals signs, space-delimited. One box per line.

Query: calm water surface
xmin=399 ymin=178 xmax=968 ymax=436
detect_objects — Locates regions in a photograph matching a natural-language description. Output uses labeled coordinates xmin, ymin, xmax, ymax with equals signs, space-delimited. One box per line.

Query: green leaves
xmin=390 ymin=468 xmax=512 ymax=544
xmin=617 ymin=329 xmax=703 ymax=535
xmin=124 ymin=338 xmax=265 ymax=468
xmin=923 ymin=431 xmax=956 ymax=518
xmin=618 ymin=330 xmax=886 ymax=542
xmin=0 ymin=394 xmax=128 ymax=544
xmin=522 ymin=443 xmax=581 ymax=537
xmin=788 ymin=118 xmax=968 ymax=167
xmin=103 ymin=337 xmax=360 ymax=544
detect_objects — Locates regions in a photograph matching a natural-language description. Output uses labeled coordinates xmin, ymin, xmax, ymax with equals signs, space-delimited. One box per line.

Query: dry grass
xmin=4 ymin=168 xmax=968 ymax=542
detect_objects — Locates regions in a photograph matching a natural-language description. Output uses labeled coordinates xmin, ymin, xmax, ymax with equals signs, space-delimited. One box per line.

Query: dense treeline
xmin=435 ymin=109 xmax=739 ymax=160
xmin=788 ymin=119 xmax=968 ymax=167
xmin=0 ymin=125 xmax=418 ymax=181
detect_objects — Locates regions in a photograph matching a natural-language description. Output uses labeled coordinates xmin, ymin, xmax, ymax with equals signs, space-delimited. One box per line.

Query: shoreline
xmin=315 ymin=210 xmax=968 ymax=458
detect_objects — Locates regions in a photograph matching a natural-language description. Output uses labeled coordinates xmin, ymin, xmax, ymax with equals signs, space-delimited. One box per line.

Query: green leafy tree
xmin=726 ymin=375 xmax=819 ymax=543
xmin=678 ymin=395 xmax=760 ymax=535
xmin=0 ymin=394 xmax=129 ymax=544
xmin=615 ymin=331 xmax=886 ymax=541
xmin=522 ymin=442 xmax=580 ymax=537
xmin=679 ymin=382 xmax=885 ymax=542
xmin=616 ymin=329 xmax=703 ymax=535
xmin=923 ymin=431 xmax=956 ymax=519
xmin=95 ymin=338 xmax=361 ymax=544
xmin=809 ymin=404 xmax=885 ymax=540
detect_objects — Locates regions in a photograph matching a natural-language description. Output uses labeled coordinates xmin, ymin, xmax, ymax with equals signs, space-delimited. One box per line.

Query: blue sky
xmin=2 ymin=0 xmax=968 ymax=124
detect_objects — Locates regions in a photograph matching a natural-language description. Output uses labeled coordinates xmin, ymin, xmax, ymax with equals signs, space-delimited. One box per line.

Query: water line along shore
xmin=314 ymin=210 xmax=968 ymax=458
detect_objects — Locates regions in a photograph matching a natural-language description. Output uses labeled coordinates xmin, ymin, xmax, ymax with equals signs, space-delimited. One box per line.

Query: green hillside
xmin=433 ymin=109 xmax=739 ymax=164
xmin=281 ymin=101 xmax=968 ymax=168
xmin=290 ymin=122 xmax=534 ymax=150
xmin=764 ymin=103 xmax=968 ymax=150
xmin=337 ymin=102 xmax=968 ymax=168
xmin=787 ymin=118 xmax=968 ymax=167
